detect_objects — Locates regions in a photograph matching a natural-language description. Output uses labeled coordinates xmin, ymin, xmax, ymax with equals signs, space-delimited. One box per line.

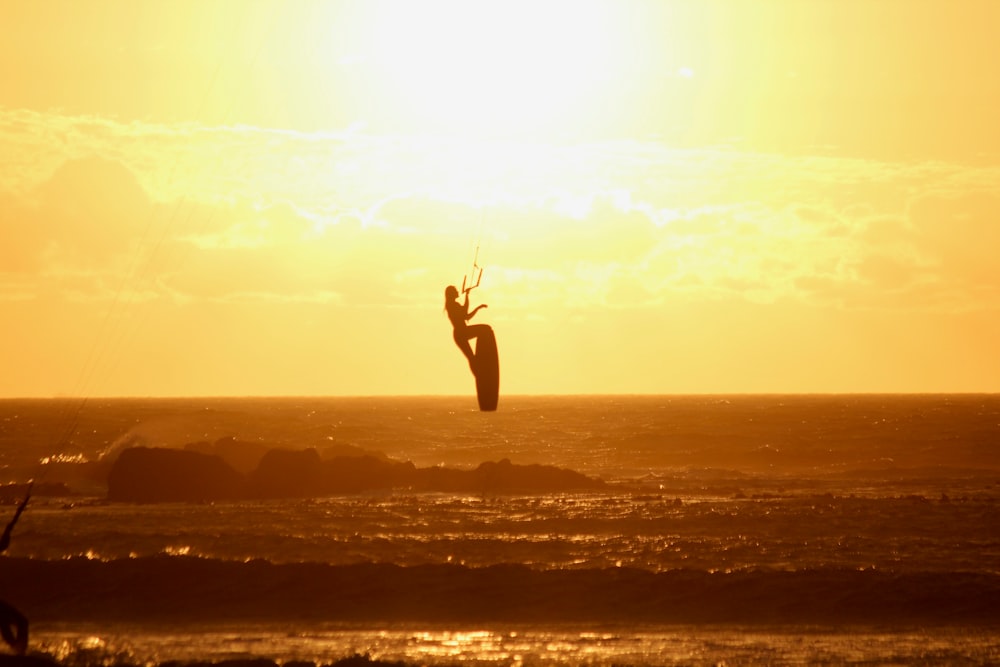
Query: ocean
xmin=0 ymin=394 xmax=998 ymax=665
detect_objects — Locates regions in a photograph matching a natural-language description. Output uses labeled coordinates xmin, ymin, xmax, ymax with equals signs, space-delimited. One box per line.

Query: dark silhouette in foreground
xmin=0 ymin=602 xmax=26 ymax=657
xmin=0 ymin=485 xmax=30 ymax=655
xmin=444 ymin=284 xmax=499 ymax=411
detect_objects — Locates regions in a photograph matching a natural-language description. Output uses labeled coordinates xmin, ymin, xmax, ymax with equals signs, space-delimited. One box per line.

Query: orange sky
xmin=2 ymin=0 xmax=999 ymax=397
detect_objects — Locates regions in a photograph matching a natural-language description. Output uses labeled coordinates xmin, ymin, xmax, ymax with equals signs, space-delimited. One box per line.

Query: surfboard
xmin=473 ymin=325 xmax=499 ymax=411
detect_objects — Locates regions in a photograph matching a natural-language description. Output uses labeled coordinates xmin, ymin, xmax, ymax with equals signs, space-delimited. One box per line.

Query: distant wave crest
xmin=2 ymin=556 xmax=997 ymax=626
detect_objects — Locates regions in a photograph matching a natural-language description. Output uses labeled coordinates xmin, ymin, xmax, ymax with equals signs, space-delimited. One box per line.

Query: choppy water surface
xmin=1 ymin=395 xmax=998 ymax=665
xmin=13 ymin=490 xmax=1000 ymax=574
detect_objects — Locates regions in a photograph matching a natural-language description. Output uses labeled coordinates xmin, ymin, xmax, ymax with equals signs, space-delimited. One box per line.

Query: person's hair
xmin=444 ymin=285 xmax=458 ymax=311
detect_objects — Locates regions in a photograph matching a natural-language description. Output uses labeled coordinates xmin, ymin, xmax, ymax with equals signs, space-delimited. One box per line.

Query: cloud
xmin=0 ymin=153 xmax=447 ymax=306
xmin=157 ymin=196 xmax=472 ymax=307
xmin=3 ymin=111 xmax=1000 ymax=395
xmin=4 ymin=109 xmax=1000 ymax=316
xmin=909 ymin=191 xmax=1000 ymax=285
xmin=0 ymin=156 xmax=153 ymax=290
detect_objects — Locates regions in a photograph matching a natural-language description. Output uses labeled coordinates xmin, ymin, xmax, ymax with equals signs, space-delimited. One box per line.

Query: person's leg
xmin=465 ymin=324 xmax=489 ymax=345
xmin=453 ymin=331 xmax=476 ymax=371
xmin=462 ymin=325 xmax=490 ymax=372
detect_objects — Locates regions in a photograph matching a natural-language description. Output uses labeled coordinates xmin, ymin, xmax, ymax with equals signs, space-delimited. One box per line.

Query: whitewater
xmin=0 ymin=394 xmax=997 ymax=665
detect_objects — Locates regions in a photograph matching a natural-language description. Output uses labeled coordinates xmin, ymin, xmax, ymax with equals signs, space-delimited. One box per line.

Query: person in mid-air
xmin=444 ymin=285 xmax=488 ymax=372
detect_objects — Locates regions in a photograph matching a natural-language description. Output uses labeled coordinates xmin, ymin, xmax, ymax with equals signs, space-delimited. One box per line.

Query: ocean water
xmin=0 ymin=394 xmax=998 ymax=665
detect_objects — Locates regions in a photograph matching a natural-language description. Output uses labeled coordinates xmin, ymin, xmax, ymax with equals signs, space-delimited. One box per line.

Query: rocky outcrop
xmin=184 ymin=437 xmax=388 ymax=476
xmin=107 ymin=447 xmax=247 ymax=502
xmin=324 ymin=455 xmax=419 ymax=494
xmin=107 ymin=447 xmax=604 ymax=503
xmin=470 ymin=458 xmax=601 ymax=492
xmin=249 ymin=448 xmax=326 ymax=498
xmin=411 ymin=458 xmax=601 ymax=493
xmin=184 ymin=436 xmax=274 ymax=475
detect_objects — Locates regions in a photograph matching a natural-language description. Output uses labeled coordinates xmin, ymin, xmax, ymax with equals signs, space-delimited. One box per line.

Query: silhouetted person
xmin=0 ymin=601 xmax=27 ymax=655
xmin=0 ymin=484 xmax=30 ymax=655
xmin=445 ymin=285 xmax=488 ymax=372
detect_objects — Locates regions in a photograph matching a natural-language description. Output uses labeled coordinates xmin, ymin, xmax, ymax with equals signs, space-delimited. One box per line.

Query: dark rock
xmin=412 ymin=458 xmax=604 ymax=493
xmin=250 ymin=448 xmax=325 ymax=498
xmin=472 ymin=458 xmax=603 ymax=492
xmin=323 ymin=456 xmax=417 ymax=493
xmin=412 ymin=464 xmax=469 ymax=492
xmin=185 ymin=436 xmax=274 ymax=475
xmin=107 ymin=447 xmax=246 ymax=502
xmin=106 ymin=447 xmax=602 ymax=502
xmin=319 ymin=443 xmax=389 ymax=461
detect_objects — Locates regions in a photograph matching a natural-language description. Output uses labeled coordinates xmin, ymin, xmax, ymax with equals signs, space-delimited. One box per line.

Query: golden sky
xmin=2 ymin=0 xmax=999 ymax=396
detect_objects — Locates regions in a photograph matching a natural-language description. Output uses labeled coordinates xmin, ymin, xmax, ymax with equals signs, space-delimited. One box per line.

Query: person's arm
xmin=468 ymin=303 xmax=488 ymax=320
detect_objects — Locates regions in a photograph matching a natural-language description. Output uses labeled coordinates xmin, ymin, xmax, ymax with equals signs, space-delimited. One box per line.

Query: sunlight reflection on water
xmin=19 ymin=490 xmax=998 ymax=574
xmin=35 ymin=624 xmax=1000 ymax=666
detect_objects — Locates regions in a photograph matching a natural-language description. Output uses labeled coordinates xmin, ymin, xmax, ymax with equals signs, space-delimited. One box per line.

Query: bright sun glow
xmin=5 ymin=1 xmax=1000 ymax=397
xmin=364 ymin=0 xmax=618 ymax=137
